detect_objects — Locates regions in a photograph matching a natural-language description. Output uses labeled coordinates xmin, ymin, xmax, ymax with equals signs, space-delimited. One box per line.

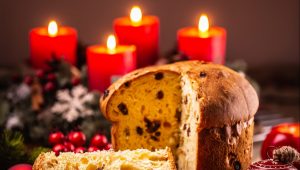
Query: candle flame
xmin=198 ymin=14 xmax=209 ymax=33
xmin=48 ymin=20 xmax=58 ymax=37
xmin=107 ymin=34 xmax=116 ymax=51
xmin=130 ymin=6 xmax=142 ymax=23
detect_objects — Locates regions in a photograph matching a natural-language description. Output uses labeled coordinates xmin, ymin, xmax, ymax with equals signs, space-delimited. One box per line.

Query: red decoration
xmin=8 ymin=164 xmax=32 ymax=170
xmin=261 ymin=123 xmax=300 ymax=159
xmin=75 ymin=147 xmax=86 ymax=153
xmin=67 ymin=131 xmax=86 ymax=147
xmin=249 ymin=159 xmax=297 ymax=170
xmin=87 ymin=146 xmax=100 ymax=152
xmin=71 ymin=77 xmax=81 ymax=86
xmin=29 ymin=21 xmax=77 ymax=69
xmin=52 ymin=144 xmax=67 ymax=156
xmin=86 ymin=35 xmax=136 ymax=92
xmin=48 ymin=130 xmax=110 ymax=154
xmin=114 ymin=6 xmax=159 ymax=68
xmin=64 ymin=141 xmax=75 ymax=152
xmin=23 ymin=76 xmax=33 ymax=85
xmin=104 ymin=143 xmax=112 ymax=150
xmin=47 ymin=73 xmax=56 ymax=81
xmin=48 ymin=131 xmax=65 ymax=146
xmin=35 ymin=70 xmax=45 ymax=79
xmin=44 ymin=82 xmax=55 ymax=92
xmin=90 ymin=134 xmax=108 ymax=148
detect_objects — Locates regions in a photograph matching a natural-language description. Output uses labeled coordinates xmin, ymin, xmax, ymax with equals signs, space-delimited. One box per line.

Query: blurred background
xmin=0 ymin=0 xmax=299 ymax=67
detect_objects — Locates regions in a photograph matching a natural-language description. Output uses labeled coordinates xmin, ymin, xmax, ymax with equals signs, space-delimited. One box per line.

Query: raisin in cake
xmin=33 ymin=148 xmax=175 ymax=170
xmin=100 ymin=60 xmax=259 ymax=170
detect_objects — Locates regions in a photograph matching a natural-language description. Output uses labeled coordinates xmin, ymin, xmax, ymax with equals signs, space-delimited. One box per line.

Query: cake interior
xmin=177 ymin=74 xmax=199 ymax=170
xmin=36 ymin=149 xmax=172 ymax=170
xmin=107 ymin=71 xmax=182 ymax=152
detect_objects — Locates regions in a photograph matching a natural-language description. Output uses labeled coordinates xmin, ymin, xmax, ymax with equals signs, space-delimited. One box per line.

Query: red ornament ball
xmin=64 ymin=141 xmax=75 ymax=152
xmin=71 ymin=77 xmax=81 ymax=86
xmin=23 ymin=76 xmax=33 ymax=85
xmin=68 ymin=131 xmax=86 ymax=147
xmin=48 ymin=131 xmax=65 ymax=146
xmin=249 ymin=159 xmax=297 ymax=170
xmin=104 ymin=143 xmax=112 ymax=150
xmin=44 ymin=82 xmax=55 ymax=92
xmin=90 ymin=134 xmax=108 ymax=148
xmin=87 ymin=146 xmax=100 ymax=152
xmin=261 ymin=123 xmax=300 ymax=159
xmin=8 ymin=164 xmax=32 ymax=170
xmin=75 ymin=147 xmax=86 ymax=153
xmin=52 ymin=144 xmax=67 ymax=156
xmin=36 ymin=69 xmax=45 ymax=79
xmin=47 ymin=73 xmax=56 ymax=81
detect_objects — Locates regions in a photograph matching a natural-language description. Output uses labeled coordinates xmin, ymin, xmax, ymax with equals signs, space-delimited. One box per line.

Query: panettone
xmin=100 ymin=60 xmax=259 ymax=170
xmin=33 ymin=148 xmax=175 ymax=170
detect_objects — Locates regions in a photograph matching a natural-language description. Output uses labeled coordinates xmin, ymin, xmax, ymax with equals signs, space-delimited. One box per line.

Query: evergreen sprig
xmin=0 ymin=129 xmax=50 ymax=168
xmin=0 ymin=129 xmax=27 ymax=168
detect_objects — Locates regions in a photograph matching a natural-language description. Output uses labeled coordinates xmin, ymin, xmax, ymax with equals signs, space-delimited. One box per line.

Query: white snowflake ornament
xmin=51 ymin=85 xmax=94 ymax=122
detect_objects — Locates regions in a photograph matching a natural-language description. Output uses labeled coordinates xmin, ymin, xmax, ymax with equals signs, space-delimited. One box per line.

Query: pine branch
xmin=0 ymin=130 xmax=27 ymax=168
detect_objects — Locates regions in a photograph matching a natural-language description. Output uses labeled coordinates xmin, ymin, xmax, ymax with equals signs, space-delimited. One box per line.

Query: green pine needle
xmin=0 ymin=130 xmax=27 ymax=168
xmin=0 ymin=130 xmax=51 ymax=168
xmin=28 ymin=147 xmax=51 ymax=164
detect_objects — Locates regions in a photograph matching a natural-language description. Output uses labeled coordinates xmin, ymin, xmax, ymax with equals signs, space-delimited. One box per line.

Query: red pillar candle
xmin=114 ymin=6 xmax=159 ymax=68
xmin=86 ymin=35 xmax=136 ymax=92
xmin=29 ymin=20 xmax=77 ymax=69
xmin=177 ymin=14 xmax=226 ymax=64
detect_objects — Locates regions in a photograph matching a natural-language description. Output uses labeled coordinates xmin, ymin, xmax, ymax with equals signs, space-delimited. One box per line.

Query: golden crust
xmin=32 ymin=152 xmax=45 ymax=170
xmin=186 ymin=63 xmax=259 ymax=128
xmin=196 ymin=121 xmax=254 ymax=170
xmin=100 ymin=60 xmax=259 ymax=128
xmin=167 ymin=147 xmax=177 ymax=170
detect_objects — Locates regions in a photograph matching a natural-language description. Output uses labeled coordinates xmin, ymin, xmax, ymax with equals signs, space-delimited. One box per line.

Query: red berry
xmin=44 ymin=82 xmax=55 ymax=92
xmin=87 ymin=146 xmax=100 ymax=152
xmin=75 ymin=147 xmax=86 ymax=153
xmin=52 ymin=144 xmax=66 ymax=156
xmin=48 ymin=132 xmax=65 ymax=146
xmin=64 ymin=141 xmax=75 ymax=152
xmin=71 ymin=77 xmax=81 ymax=86
xmin=68 ymin=131 xmax=86 ymax=147
xmin=23 ymin=76 xmax=33 ymax=85
xmin=90 ymin=134 xmax=108 ymax=148
xmin=104 ymin=143 xmax=112 ymax=150
xmin=36 ymin=70 xmax=45 ymax=79
xmin=47 ymin=73 xmax=56 ymax=81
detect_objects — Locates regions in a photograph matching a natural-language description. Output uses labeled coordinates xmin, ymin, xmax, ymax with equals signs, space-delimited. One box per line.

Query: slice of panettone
xmin=33 ymin=148 xmax=176 ymax=170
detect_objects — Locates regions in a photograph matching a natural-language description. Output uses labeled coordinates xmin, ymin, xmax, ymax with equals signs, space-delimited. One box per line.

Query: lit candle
xmin=86 ymin=34 xmax=136 ymax=92
xmin=177 ymin=14 xmax=227 ymax=64
xmin=29 ymin=20 xmax=77 ymax=69
xmin=114 ymin=6 xmax=159 ymax=68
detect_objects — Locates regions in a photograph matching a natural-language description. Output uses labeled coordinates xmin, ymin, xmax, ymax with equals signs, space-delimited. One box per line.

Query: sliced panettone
xmin=103 ymin=69 xmax=182 ymax=151
xmin=33 ymin=148 xmax=176 ymax=170
xmin=100 ymin=60 xmax=259 ymax=170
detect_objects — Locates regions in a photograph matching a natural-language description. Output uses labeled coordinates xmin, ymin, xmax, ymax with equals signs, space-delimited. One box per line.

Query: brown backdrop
xmin=0 ymin=0 xmax=299 ymax=68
